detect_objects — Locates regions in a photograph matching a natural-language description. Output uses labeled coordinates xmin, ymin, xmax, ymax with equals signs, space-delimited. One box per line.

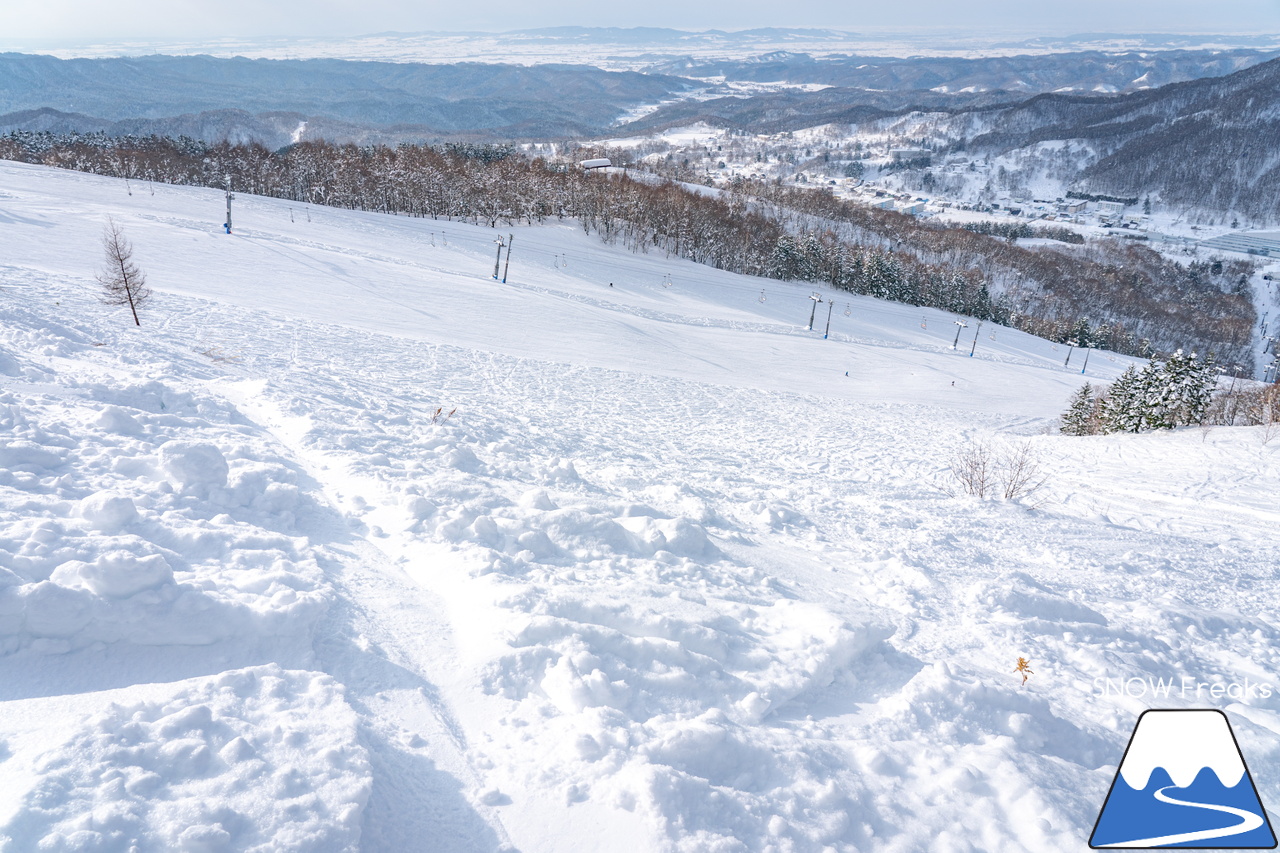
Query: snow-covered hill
xmin=1 ymin=160 xmax=1278 ymax=852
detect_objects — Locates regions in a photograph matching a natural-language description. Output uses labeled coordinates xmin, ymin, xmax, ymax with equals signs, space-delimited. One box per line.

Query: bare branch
xmin=96 ymin=217 xmax=152 ymax=326
xmin=947 ymin=438 xmax=1049 ymax=505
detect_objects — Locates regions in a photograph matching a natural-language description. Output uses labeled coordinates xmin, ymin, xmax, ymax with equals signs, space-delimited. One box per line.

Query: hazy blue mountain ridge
xmin=0 ymin=53 xmax=695 ymax=136
xmin=644 ymin=49 xmax=1277 ymax=94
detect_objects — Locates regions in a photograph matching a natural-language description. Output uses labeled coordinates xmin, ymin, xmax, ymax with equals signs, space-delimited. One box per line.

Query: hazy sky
xmin=2 ymin=0 xmax=1278 ymax=41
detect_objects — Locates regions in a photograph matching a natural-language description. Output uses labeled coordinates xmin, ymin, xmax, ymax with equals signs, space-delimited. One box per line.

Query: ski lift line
xmin=390 ymin=230 xmax=968 ymax=318
xmin=398 ymin=230 xmax=833 ymax=293
xmin=217 ymin=220 xmax=999 ymax=334
xmin=225 ymin=228 xmax=1038 ymax=351
xmin=534 ymin=260 xmax=943 ymax=316
xmin=494 ymin=275 xmax=992 ymax=362
xmin=233 ymin=216 xmax=1052 ymax=348
xmin=520 ymin=273 xmax=1041 ymax=354
xmin=459 ymin=242 xmax=868 ymax=306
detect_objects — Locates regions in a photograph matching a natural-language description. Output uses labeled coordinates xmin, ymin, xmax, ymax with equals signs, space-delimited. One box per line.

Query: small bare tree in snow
xmin=97 ymin=217 xmax=151 ymax=326
xmin=945 ymin=438 xmax=1048 ymax=504
xmin=948 ymin=439 xmax=996 ymax=499
xmin=996 ymin=440 xmax=1049 ymax=502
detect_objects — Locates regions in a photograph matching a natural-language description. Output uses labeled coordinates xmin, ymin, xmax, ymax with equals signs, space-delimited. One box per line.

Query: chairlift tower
xmin=951 ymin=319 xmax=967 ymax=349
xmin=224 ymin=176 xmax=234 ymax=234
xmin=1226 ymin=363 xmax=1243 ymax=396
xmin=807 ymin=293 xmax=823 ymax=331
xmin=492 ymin=235 xmax=506 ymax=280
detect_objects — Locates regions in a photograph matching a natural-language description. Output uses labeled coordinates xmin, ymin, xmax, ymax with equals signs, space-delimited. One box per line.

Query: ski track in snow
xmin=0 ymin=160 xmax=1279 ymax=851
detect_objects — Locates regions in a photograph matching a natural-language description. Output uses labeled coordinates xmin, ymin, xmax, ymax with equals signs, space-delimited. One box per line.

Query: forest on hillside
xmin=0 ymin=131 xmax=1256 ymax=368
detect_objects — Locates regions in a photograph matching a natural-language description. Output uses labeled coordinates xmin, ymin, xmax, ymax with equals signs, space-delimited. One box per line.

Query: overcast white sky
xmin=2 ymin=0 xmax=1278 ymax=41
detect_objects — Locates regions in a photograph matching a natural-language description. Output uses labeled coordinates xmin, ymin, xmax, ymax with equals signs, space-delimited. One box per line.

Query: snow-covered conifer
xmin=1102 ymin=366 xmax=1146 ymax=433
xmin=768 ymin=236 xmax=804 ymax=280
xmin=1142 ymin=351 xmax=1183 ymax=430
xmin=1061 ymin=383 xmax=1101 ymax=435
xmin=1181 ymin=351 xmax=1217 ymax=425
xmin=1142 ymin=350 xmax=1216 ymax=429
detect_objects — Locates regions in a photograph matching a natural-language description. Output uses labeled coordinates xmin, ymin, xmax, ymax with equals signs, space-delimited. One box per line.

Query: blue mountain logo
xmin=1091 ymin=709 xmax=1276 ymax=848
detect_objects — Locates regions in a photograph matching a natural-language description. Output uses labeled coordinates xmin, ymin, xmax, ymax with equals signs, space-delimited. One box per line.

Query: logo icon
xmin=1091 ymin=709 xmax=1276 ymax=848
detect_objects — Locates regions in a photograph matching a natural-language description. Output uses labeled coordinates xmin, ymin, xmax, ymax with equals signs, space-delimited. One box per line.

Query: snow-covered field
xmin=1 ymin=159 xmax=1278 ymax=852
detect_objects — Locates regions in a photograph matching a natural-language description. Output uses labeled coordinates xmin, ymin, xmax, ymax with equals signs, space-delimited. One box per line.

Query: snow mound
xmin=51 ymin=551 xmax=174 ymax=599
xmin=968 ymin=572 xmax=1108 ymax=626
xmin=159 ymin=441 xmax=230 ymax=493
xmin=0 ymin=665 xmax=371 ymax=853
xmin=76 ymin=492 xmax=140 ymax=534
xmin=0 ymin=326 xmax=327 ymax=658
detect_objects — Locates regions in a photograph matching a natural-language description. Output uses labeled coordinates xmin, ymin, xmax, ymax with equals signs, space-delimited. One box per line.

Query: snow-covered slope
xmin=1 ymin=160 xmax=1278 ymax=852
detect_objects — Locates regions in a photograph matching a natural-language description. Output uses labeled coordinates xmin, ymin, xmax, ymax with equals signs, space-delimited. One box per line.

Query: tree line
xmin=959 ymin=220 xmax=1085 ymax=245
xmin=1062 ymin=349 xmax=1279 ymax=435
xmin=725 ymin=177 xmax=1255 ymax=366
xmin=1061 ymin=350 xmax=1216 ymax=434
xmin=1065 ymin=191 xmax=1140 ymax=206
xmin=0 ymin=131 xmax=1256 ymax=369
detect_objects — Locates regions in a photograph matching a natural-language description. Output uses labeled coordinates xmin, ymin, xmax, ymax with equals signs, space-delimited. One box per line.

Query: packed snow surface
xmin=1 ymin=159 xmax=1278 ymax=852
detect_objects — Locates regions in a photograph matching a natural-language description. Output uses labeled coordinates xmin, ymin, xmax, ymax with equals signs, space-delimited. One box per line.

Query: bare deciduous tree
xmin=996 ymin=440 xmax=1049 ymax=502
xmin=96 ymin=217 xmax=151 ymax=326
xmin=945 ymin=438 xmax=1048 ymax=505
xmin=948 ymin=439 xmax=996 ymax=499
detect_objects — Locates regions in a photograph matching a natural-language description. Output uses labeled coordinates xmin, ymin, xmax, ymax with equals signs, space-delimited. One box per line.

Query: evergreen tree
xmin=837 ymin=252 xmax=865 ymax=293
xmin=1093 ymin=322 xmax=1113 ymax=351
xmin=798 ymin=233 xmax=824 ymax=282
xmin=1102 ymin=366 xmax=1146 ymax=433
xmin=1143 ymin=351 xmax=1184 ymax=430
xmin=1070 ymin=318 xmax=1093 ymax=349
xmin=1186 ymin=351 xmax=1217 ymax=424
xmin=968 ymin=281 xmax=994 ymax=320
xmin=768 ymin=236 xmax=804 ymax=280
xmin=863 ymin=252 xmax=896 ymax=299
xmin=1165 ymin=350 xmax=1216 ymax=426
xmin=1129 ymin=350 xmax=1217 ymax=430
xmin=1061 ymin=383 xmax=1100 ymax=435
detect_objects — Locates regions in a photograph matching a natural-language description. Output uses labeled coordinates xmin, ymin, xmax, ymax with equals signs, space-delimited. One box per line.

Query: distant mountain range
xmin=492 ymin=26 xmax=859 ymax=45
xmin=644 ymin=49 xmax=1278 ymax=94
xmin=3 ymin=48 xmax=1279 ymax=221
xmin=8 ymin=28 xmax=1278 ymax=65
xmin=0 ymin=107 xmax=383 ymax=149
xmin=613 ymin=87 xmax=1019 ymax=135
xmin=617 ymin=49 xmax=1280 ymax=134
xmin=609 ymin=51 xmax=1280 ymax=222
xmin=960 ymin=56 xmax=1280 ymax=220
xmin=0 ymin=53 xmax=694 ymax=140
xmin=3 ymin=48 xmax=1274 ymax=146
